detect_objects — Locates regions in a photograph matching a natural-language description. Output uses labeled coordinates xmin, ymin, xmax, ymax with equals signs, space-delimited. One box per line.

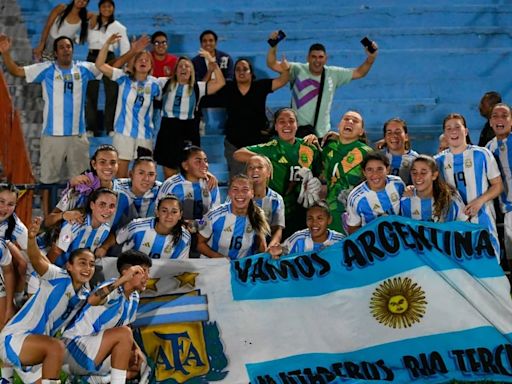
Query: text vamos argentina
xmin=233 ymin=220 xmax=495 ymax=284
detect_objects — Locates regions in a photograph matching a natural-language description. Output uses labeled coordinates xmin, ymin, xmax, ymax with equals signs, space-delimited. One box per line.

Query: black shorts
xmin=154 ymin=117 xmax=200 ymax=169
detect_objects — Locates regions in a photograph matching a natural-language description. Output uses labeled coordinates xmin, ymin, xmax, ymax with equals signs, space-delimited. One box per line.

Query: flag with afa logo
xmin=102 ymin=216 xmax=512 ymax=383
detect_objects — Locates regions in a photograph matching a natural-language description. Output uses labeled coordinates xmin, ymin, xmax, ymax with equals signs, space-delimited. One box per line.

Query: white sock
xmin=1 ymin=366 xmax=13 ymax=381
xmin=110 ymin=368 xmax=127 ymax=384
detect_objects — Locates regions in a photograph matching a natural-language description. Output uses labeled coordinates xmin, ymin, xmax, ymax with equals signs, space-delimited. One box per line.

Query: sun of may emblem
xmin=369 ymin=277 xmax=427 ymax=329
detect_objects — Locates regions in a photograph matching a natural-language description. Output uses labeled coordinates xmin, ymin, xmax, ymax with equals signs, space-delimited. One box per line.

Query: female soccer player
xmin=47 ymin=188 xmax=117 ymax=266
xmin=400 ymin=155 xmax=468 ymax=222
xmin=270 ymin=201 xmax=344 ymax=258
xmin=322 ymin=110 xmax=373 ymax=233
xmin=45 ymin=144 xmax=119 ymax=228
xmin=114 ymin=194 xmax=191 ymax=259
xmin=346 ymin=152 xmax=405 ymax=234
xmin=434 ymin=113 xmax=503 ymax=259
xmin=197 ymin=174 xmax=270 ymax=259
xmin=380 ymin=117 xmax=418 ymax=183
xmin=234 ymin=108 xmax=322 ymax=237
xmin=0 ymin=182 xmax=28 ymax=310
xmin=236 ymin=155 xmax=284 ymax=246
xmin=0 ymin=217 xmax=95 ymax=384
xmin=157 ymin=146 xmax=220 ymax=228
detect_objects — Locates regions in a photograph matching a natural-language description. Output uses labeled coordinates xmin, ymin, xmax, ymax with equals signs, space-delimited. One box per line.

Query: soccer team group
xmin=0 ymin=0 xmax=511 ymax=382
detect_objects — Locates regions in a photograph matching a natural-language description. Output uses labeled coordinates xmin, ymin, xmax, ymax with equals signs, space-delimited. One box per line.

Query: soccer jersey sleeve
xmin=483 ymin=147 xmax=502 ymax=180
xmin=0 ymin=240 xmax=12 ymax=267
xmin=56 ymin=222 xmax=76 ymax=252
xmin=23 ymin=62 xmax=52 ymax=83
xmin=346 ymin=190 xmax=362 ymax=227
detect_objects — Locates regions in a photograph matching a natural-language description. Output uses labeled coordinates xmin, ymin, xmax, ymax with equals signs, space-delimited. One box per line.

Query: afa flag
xmin=102 ymin=216 xmax=512 ymax=383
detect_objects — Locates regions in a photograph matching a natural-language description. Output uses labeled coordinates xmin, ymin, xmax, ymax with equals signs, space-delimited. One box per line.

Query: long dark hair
xmin=95 ymin=0 xmax=115 ymax=31
xmin=90 ymin=144 xmax=118 ymax=176
xmin=0 ymin=182 xmax=19 ymax=241
xmin=156 ymin=195 xmax=184 ymax=246
xmin=57 ymin=0 xmax=89 ymax=44
xmin=179 ymin=145 xmax=206 ymax=176
xmin=229 ymin=175 xmax=270 ymax=237
xmin=411 ymin=155 xmax=458 ymax=221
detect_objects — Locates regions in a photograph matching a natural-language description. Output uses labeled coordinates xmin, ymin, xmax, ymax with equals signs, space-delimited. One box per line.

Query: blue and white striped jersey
xmin=55 ymin=214 xmax=111 ymax=266
xmin=0 ymin=240 xmax=12 ymax=266
xmin=112 ymin=68 xmax=162 ymax=140
xmin=199 ymin=203 xmax=259 ymax=260
xmin=226 ymin=187 xmax=285 ymax=228
xmin=383 ymin=148 xmax=419 ymax=184
xmin=1 ymin=264 xmax=89 ymax=365
xmin=116 ymin=217 xmax=190 ymax=259
xmin=159 ymin=80 xmax=206 ymax=120
xmin=63 ymin=279 xmax=139 ymax=337
xmin=0 ymin=213 xmax=28 ymax=250
xmin=283 ymin=228 xmax=345 ymax=254
xmin=487 ymin=136 xmax=512 ymax=213
xmin=400 ymin=191 xmax=468 ymax=222
xmin=346 ymin=175 xmax=405 ymax=227
xmin=112 ymin=178 xmax=161 ymax=230
xmin=24 ymin=61 xmax=100 ymax=136
xmin=158 ymin=174 xmax=220 ymax=220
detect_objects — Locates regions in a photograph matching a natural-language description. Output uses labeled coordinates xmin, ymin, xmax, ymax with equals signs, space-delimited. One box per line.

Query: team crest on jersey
xmin=327 ymin=150 xmax=333 ymax=158
xmin=164 ymin=242 xmax=173 ymax=254
xmin=390 ymin=192 xmax=399 ymax=202
xmin=500 ymin=144 xmax=506 ymax=152
xmin=298 ymin=145 xmax=314 ymax=168
xmin=402 ymin=159 xmax=410 ymax=168
xmin=134 ymin=287 xmax=228 ymax=383
xmin=246 ymin=226 xmax=253 ymax=233
xmin=73 ymin=73 xmax=80 ymax=80
xmin=144 ymin=86 xmax=151 ymax=94
xmin=278 ymin=156 xmax=288 ymax=164
xmin=464 ymin=158 xmax=473 ymax=168
xmin=202 ymin=188 xmax=209 ymax=197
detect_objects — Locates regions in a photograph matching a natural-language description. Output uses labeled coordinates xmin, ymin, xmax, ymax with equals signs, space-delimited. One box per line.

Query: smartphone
xmin=268 ymin=30 xmax=286 ymax=47
xmin=360 ymin=36 xmax=377 ymax=54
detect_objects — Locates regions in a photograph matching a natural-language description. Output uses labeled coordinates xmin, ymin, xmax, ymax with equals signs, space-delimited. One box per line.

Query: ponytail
xmin=247 ymin=199 xmax=270 ymax=237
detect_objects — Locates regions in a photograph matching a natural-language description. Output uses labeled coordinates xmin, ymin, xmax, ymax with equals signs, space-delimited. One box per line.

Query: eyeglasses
xmin=153 ymin=41 xmax=167 ymax=46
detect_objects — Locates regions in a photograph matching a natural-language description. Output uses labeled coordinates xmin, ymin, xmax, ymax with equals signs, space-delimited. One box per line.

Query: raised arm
xmin=96 ymin=33 xmax=122 ymax=79
xmin=233 ymin=147 xmax=257 ymax=163
xmin=0 ymin=35 xmax=26 ymax=78
xmin=266 ymin=31 xmax=283 ymax=73
xmin=88 ymin=265 xmax=145 ymax=306
xmin=351 ymin=40 xmax=378 ymax=80
xmin=271 ymin=56 xmax=290 ymax=91
xmin=33 ymin=4 xmax=65 ymax=61
xmin=110 ymin=34 xmax=150 ymax=69
xmin=26 ymin=217 xmax=51 ymax=276
xmin=200 ymin=48 xmax=226 ymax=95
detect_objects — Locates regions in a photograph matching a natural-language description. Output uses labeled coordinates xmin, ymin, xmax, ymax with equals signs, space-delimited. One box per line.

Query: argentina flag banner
xmin=102 ymin=216 xmax=512 ymax=383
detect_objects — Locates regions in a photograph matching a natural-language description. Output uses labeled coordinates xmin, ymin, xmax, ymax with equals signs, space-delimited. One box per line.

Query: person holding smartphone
xmin=266 ymin=30 xmax=378 ymax=139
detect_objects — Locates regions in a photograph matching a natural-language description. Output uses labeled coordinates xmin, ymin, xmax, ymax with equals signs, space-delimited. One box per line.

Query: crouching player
xmin=61 ymin=250 xmax=152 ymax=383
xmin=0 ymin=217 xmax=95 ymax=384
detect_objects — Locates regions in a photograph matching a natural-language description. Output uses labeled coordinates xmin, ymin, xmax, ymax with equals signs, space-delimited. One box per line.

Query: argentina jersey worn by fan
xmin=0 ymin=264 xmax=88 ymax=367
xmin=159 ymin=80 xmax=206 ymax=120
xmin=63 ymin=280 xmax=139 ymax=337
xmin=487 ymin=136 xmax=512 ymax=213
xmin=199 ymin=203 xmax=258 ymax=260
xmin=112 ymin=68 xmax=162 ymax=139
xmin=283 ymin=229 xmax=345 ymax=254
xmin=226 ymin=187 xmax=285 ymax=228
xmin=346 ymin=175 xmax=405 ymax=227
xmin=116 ymin=217 xmax=191 ymax=259
xmin=158 ymin=174 xmax=220 ymax=220
xmin=55 ymin=214 xmax=111 ymax=266
xmin=0 ymin=213 xmax=28 ymax=250
xmin=112 ymin=178 xmax=162 ymax=230
xmin=24 ymin=61 xmax=100 ymax=136
xmin=383 ymin=148 xmax=419 ymax=183
xmin=400 ymin=191 xmax=468 ymax=222
xmin=0 ymin=240 xmax=12 ymax=267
